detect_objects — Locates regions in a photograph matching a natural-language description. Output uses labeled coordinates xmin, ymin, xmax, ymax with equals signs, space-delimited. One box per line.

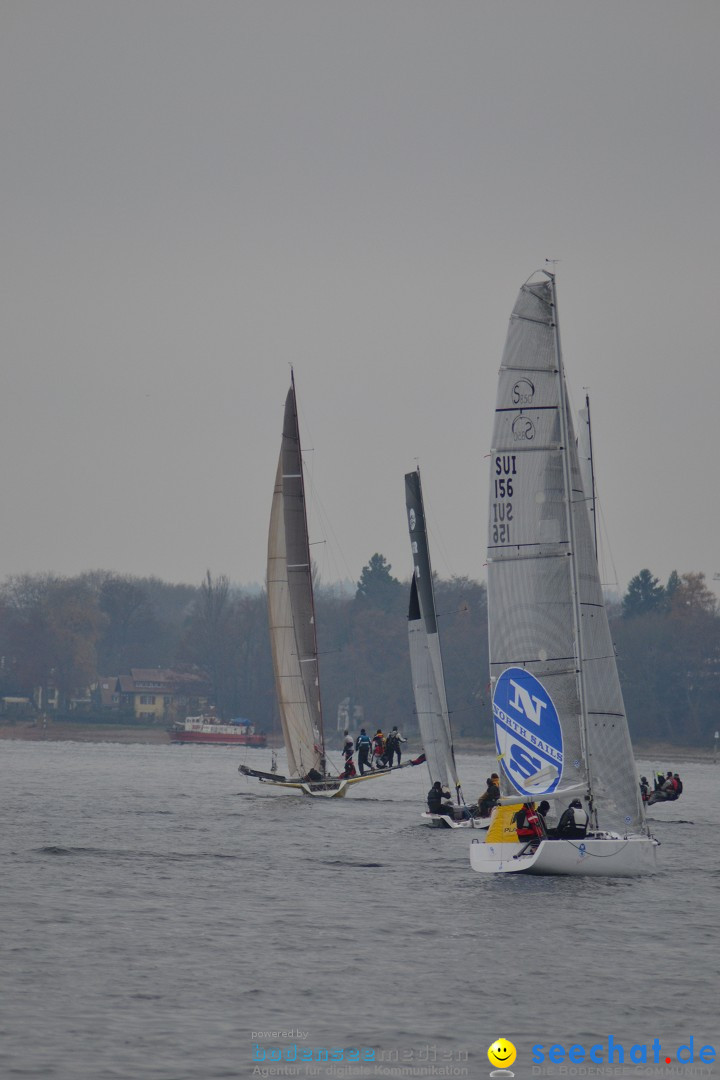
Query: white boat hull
xmin=421 ymin=812 xmax=490 ymax=830
xmin=470 ymin=835 xmax=659 ymax=876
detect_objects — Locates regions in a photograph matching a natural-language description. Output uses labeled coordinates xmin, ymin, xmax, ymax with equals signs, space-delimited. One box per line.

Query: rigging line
xmin=421 ymin=479 xmax=458 ymax=582
xmin=300 ymin=467 xmax=367 ymax=725
xmin=596 ymin=493 xmax=622 ymax=594
xmin=302 ymin=464 xmax=357 ymax=588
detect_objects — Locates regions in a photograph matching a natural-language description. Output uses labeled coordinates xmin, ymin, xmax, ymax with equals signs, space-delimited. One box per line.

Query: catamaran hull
xmin=239 ymin=762 xmax=415 ymax=798
xmin=470 ymin=836 xmax=659 ymax=877
xmin=272 ymin=779 xmax=349 ymax=798
xmin=421 ymin=812 xmax=490 ymax=831
xmin=238 ymin=767 xmax=349 ymax=798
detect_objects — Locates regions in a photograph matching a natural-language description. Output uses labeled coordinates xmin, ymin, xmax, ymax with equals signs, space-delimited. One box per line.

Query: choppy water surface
xmin=1 ymin=740 xmax=717 ymax=1079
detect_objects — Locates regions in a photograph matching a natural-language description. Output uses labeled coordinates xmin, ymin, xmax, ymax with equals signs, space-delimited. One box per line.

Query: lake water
xmin=1 ymin=740 xmax=716 ymax=1080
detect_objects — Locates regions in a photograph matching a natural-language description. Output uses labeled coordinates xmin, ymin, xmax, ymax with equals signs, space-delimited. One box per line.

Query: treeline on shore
xmin=0 ymin=558 xmax=717 ymax=746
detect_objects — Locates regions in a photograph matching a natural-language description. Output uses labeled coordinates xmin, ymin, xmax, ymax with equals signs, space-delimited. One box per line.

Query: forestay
xmin=488 ymin=273 xmax=646 ymax=834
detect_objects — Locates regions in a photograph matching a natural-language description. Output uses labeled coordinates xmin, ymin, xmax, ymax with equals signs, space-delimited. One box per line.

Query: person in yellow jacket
xmin=371 ymin=729 xmax=386 ymax=769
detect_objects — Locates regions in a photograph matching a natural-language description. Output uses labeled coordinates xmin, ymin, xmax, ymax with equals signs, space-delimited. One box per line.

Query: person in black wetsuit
xmin=427 ymin=781 xmax=455 ymax=818
xmin=383 ymin=726 xmax=407 ymax=767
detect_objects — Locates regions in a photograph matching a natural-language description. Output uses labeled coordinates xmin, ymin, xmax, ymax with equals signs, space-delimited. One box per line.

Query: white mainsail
xmin=267 ymin=377 xmax=325 ymax=780
xmin=487 ymin=272 xmax=646 ymax=836
xmin=405 ymin=470 xmax=461 ymax=798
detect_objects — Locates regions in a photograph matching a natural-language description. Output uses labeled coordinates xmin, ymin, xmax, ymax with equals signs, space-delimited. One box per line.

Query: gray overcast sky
xmin=2 ymin=1 xmax=719 ymax=595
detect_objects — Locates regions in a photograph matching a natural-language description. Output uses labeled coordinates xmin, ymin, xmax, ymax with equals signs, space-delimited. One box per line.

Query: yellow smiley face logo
xmin=488 ymin=1039 xmax=517 ymax=1068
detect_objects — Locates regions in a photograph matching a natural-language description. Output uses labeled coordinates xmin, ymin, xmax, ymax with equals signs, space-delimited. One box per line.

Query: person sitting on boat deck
xmin=342 ymin=729 xmax=354 ymax=761
xmin=666 ymin=771 xmax=680 ymax=798
xmin=383 ymin=725 xmax=407 ymax=767
xmin=372 ymin=729 xmax=386 ymax=769
xmin=648 ymin=771 xmax=681 ymax=804
xmin=477 ymin=774 xmax=501 ymax=818
xmin=536 ymin=800 xmax=551 ymax=833
xmin=355 ymin=729 xmax=372 ymax=774
xmin=661 ymin=771 xmax=678 ymax=799
xmin=554 ymin=798 xmax=589 ymax=839
xmin=654 ymin=772 xmax=665 ymax=792
xmin=427 ymin=781 xmax=455 ymax=818
xmin=513 ymin=802 xmax=545 ymax=843
xmin=673 ymin=772 xmax=683 ymax=796
xmin=341 ymin=755 xmax=357 ymax=779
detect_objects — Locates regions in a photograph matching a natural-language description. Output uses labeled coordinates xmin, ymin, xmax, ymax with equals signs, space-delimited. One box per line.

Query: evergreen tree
xmin=355 ymin=553 xmax=404 ymax=614
xmin=622 ymin=569 xmax=665 ymax=619
xmin=664 ymin=570 xmax=681 ymax=610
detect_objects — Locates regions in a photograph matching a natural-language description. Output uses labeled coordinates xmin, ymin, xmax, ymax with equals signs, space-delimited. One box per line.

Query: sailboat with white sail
xmin=405 ymin=470 xmax=481 ymax=828
xmin=470 ymin=271 xmax=658 ymax=874
xmin=240 ymin=374 xmax=405 ymax=798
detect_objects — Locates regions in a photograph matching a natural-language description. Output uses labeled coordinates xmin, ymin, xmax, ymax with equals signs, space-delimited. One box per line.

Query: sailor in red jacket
xmin=513 ymin=802 xmax=545 ymax=841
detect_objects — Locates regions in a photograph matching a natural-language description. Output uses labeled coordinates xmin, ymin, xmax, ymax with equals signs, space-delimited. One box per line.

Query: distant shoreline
xmin=0 ymin=719 xmax=171 ymax=744
xmin=0 ymin=719 xmax=716 ymax=763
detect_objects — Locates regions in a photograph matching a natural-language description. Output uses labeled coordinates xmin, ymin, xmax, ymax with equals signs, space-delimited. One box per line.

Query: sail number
xmin=492 ymin=455 xmax=517 ymax=545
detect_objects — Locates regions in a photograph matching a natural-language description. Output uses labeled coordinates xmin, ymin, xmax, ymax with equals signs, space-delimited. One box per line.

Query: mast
xmin=289 ymin=369 xmax=326 ymax=767
xmin=550 ymin=275 xmax=596 ymax=826
xmin=582 ymin=393 xmax=598 ymax=557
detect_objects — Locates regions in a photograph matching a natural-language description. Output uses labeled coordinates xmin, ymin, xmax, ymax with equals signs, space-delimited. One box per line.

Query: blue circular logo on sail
xmin=493 ymin=667 xmax=564 ymax=796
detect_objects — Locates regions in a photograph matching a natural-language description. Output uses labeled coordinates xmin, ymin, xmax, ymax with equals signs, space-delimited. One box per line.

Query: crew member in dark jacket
xmin=536 ymin=800 xmax=551 ymax=833
xmin=427 ymin=781 xmax=455 ymax=818
xmin=477 ymin=774 xmax=501 ymax=818
xmin=555 ymin=798 xmax=589 ymax=839
xmin=355 ymin=729 xmax=372 ymax=775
